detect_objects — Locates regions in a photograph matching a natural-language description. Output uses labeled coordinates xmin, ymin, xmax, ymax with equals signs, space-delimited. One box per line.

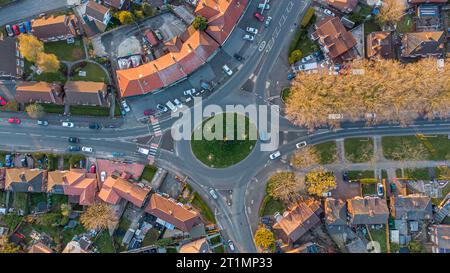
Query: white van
xmin=292 ymin=62 xmax=318 ymax=72
xmin=137 ymin=147 xmax=150 ymax=155
xmin=166 ymin=101 xmax=177 ymax=112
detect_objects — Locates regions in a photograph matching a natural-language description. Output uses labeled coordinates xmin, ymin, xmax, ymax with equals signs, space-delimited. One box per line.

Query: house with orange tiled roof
xmin=62 ymin=169 xmax=97 ymax=206
xmin=64 ymin=81 xmax=108 ymax=106
xmin=31 ymin=14 xmax=78 ymax=42
xmin=179 ymin=237 xmax=210 ymax=253
xmin=325 ymin=0 xmax=359 ymax=13
xmin=98 ymin=176 xmax=150 ymax=208
xmin=28 ymin=242 xmax=53 ymax=253
xmin=145 ymin=193 xmax=202 ymax=232
xmin=15 ymin=81 xmax=64 ymax=105
xmin=4 ymin=168 xmax=46 ymax=193
xmin=401 ymin=31 xmax=444 ymax=58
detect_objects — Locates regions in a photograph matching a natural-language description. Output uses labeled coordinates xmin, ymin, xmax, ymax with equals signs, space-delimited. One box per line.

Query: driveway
xmin=0 ymin=0 xmax=78 ymax=25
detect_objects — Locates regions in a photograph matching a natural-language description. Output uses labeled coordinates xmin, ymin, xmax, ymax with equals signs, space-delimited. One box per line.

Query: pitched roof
xmin=0 ymin=37 xmax=21 ymax=77
xmin=390 ymin=194 xmax=433 ymax=221
xmin=179 ymin=238 xmax=210 ymax=253
xmin=366 ymin=31 xmax=395 ymax=60
xmin=31 ymin=15 xmax=77 ymax=41
xmin=15 ymin=81 xmax=63 ymax=104
xmin=98 ymin=176 xmax=150 ymax=207
xmin=145 ymin=193 xmax=202 ymax=232
xmin=96 ymin=159 xmax=145 ymax=181
xmin=62 ymin=169 xmax=97 ymax=206
xmin=312 ymin=16 xmax=357 ymax=62
xmin=86 ymin=0 xmax=110 ymax=22
xmin=347 ymin=196 xmax=389 ymax=225
xmin=103 ymin=0 xmax=123 ymax=9
xmin=28 ymin=242 xmax=53 ymax=253
xmin=273 ymin=200 xmax=322 ymax=243
xmin=401 ymin=31 xmax=444 ymax=57
xmin=47 ymin=170 xmax=68 ymax=193
xmin=64 ymin=81 xmax=106 ymax=106
xmin=325 ymin=0 xmax=359 ymax=12
xmin=5 ymin=168 xmax=45 ymax=193
xmin=324 ymin=198 xmax=347 ymax=226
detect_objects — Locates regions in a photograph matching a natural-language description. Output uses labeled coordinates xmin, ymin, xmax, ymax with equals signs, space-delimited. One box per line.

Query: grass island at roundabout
xmin=191 ymin=113 xmax=257 ymax=168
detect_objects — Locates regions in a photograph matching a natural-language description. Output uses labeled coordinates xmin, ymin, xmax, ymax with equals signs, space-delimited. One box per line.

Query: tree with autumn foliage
xmin=80 ymin=203 xmax=117 ymax=231
xmin=254 ymin=226 xmax=275 ymax=253
xmin=36 ymin=52 xmax=60 ymax=73
xmin=266 ymin=172 xmax=305 ymax=204
xmin=18 ymin=34 xmax=44 ymax=62
xmin=285 ymin=59 xmax=450 ymax=130
xmin=378 ymin=0 xmax=407 ymax=25
xmin=25 ymin=103 xmax=45 ymax=119
xmin=291 ymin=146 xmax=320 ymax=169
xmin=0 ymin=236 xmax=21 ymax=253
xmin=305 ymin=168 xmax=336 ymax=197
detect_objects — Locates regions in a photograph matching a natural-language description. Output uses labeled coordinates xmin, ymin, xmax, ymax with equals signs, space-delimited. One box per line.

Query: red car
xmin=8 ymin=118 xmax=20 ymax=124
xmin=12 ymin=25 xmax=20 ymax=35
xmin=90 ymin=164 xmax=96 ymax=174
xmin=0 ymin=96 xmax=7 ymax=106
xmin=144 ymin=109 xmax=156 ymax=116
xmin=254 ymin=12 xmax=264 ymax=22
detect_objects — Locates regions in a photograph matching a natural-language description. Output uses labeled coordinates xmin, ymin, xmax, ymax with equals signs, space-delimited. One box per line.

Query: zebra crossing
xmin=147 ymin=142 xmax=159 ymax=164
xmin=150 ymin=116 xmax=162 ymax=137
xmin=147 ymin=116 xmax=163 ymax=164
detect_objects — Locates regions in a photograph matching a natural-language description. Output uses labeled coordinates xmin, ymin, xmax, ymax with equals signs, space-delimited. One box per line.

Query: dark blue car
xmin=287 ymin=73 xmax=296 ymax=80
xmin=24 ymin=21 xmax=32 ymax=33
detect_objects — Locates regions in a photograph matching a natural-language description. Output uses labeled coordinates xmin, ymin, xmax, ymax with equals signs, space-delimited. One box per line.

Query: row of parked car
xmin=5 ymin=21 xmax=32 ymax=37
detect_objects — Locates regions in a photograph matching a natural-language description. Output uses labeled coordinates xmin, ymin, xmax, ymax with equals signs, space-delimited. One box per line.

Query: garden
xmin=44 ymin=38 xmax=85 ymax=62
xmin=344 ymin=137 xmax=374 ymax=163
xmin=70 ymin=62 xmax=109 ymax=83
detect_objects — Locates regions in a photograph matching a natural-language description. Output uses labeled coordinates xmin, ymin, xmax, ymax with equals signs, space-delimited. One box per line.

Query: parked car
xmin=258 ymin=3 xmax=270 ymax=10
xmin=200 ymin=81 xmax=212 ymax=91
xmin=293 ymin=62 xmax=318 ymax=72
xmin=343 ymin=171 xmax=349 ymax=183
xmin=89 ymin=164 xmax=96 ymax=173
xmin=246 ymin=27 xmax=258 ymax=35
xmin=18 ymin=23 xmax=26 ymax=33
xmin=68 ymin=137 xmax=79 ymax=143
xmin=62 ymin=122 xmax=74 ymax=127
xmin=301 ymin=54 xmax=314 ymax=63
xmin=222 ymin=65 xmax=233 ymax=76
xmin=264 ymin=16 xmax=272 ymax=28
xmin=295 ymin=141 xmax=307 ymax=149
xmin=24 ymin=21 xmax=32 ymax=33
xmin=100 ymin=171 xmax=107 ymax=182
xmin=166 ymin=101 xmax=177 ymax=112
xmin=0 ymin=95 xmax=7 ymax=106
xmin=233 ymin=53 xmax=244 ymax=61
xmin=324 ymin=9 xmax=335 ymax=17
xmin=12 ymin=25 xmax=20 ymax=35
xmin=68 ymin=145 xmax=81 ymax=152
xmin=254 ymin=12 xmax=264 ymax=22
xmin=154 ymin=29 xmax=164 ymax=41
xmin=5 ymin=155 xmax=12 ymax=167
xmin=287 ymin=73 xmax=296 ymax=80
xmin=377 ymin=183 xmax=384 ymax=197
xmin=173 ymin=99 xmax=183 ymax=109
xmin=156 ymin=104 xmax=168 ymax=113
xmin=37 ymin=120 xmax=48 ymax=126
xmin=243 ymin=34 xmax=254 ymax=41
xmin=144 ymin=109 xmax=156 ymax=116
xmin=209 ymin=188 xmax=218 ymax=200
xmin=112 ymin=152 xmax=124 ymax=157
xmin=8 ymin=118 xmax=20 ymax=124
xmin=322 ymin=191 xmax=332 ymax=197
xmin=183 ymin=88 xmax=196 ymax=96
xmin=228 ymin=240 xmax=235 ymax=252
xmin=121 ymin=100 xmax=131 ymax=112
xmin=89 ymin=123 xmax=101 ymax=129
xmin=137 ymin=147 xmax=150 ymax=155
xmin=269 ymin=151 xmax=281 ymax=160
xmin=82 ymin=147 xmax=93 ymax=153
xmin=21 ymin=158 xmax=28 ymax=167
xmin=5 ymin=25 xmax=13 ymax=37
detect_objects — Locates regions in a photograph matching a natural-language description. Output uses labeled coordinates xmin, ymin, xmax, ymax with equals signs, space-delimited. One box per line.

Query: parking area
xmin=331 ymin=170 xmax=361 ymax=200
xmin=158 ymin=173 xmax=184 ymax=199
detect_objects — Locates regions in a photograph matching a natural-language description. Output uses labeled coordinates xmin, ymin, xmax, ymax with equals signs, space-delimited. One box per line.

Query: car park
xmin=0 ymin=95 xmax=7 ymax=106
xmin=37 ymin=120 xmax=48 ymax=126
xmin=228 ymin=240 xmax=235 ymax=252
xmin=264 ymin=16 xmax=272 ymax=28
xmin=246 ymin=27 xmax=258 ymax=35
xmin=254 ymin=12 xmax=264 ymax=22
xmin=89 ymin=123 xmax=101 ymax=129
xmin=121 ymin=100 xmax=131 ymax=112
xmin=68 ymin=137 xmax=79 ymax=143
xmin=62 ymin=122 xmax=74 ymax=127
xmin=144 ymin=109 xmax=156 ymax=116
xmin=166 ymin=101 xmax=177 ymax=112
xmin=209 ymin=188 xmax=218 ymax=199
xmin=222 ymin=65 xmax=233 ymax=76
xmin=174 ymin=99 xmax=183 ymax=109
xmin=269 ymin=151 xmax=281 ymax=160
xmin=243 ymin=34 xmax=254 ymax=41
xmin=8 ymin=118 xmax=20 ymax=124
xmin=377 ymin=183 xmax=384 ymax=196
xmin=287 ymin=73 xmax=296 ymax=80
xmin=324 ymin=9 xmax=335 ymax=17
xmin=68 ymin=145 xmax=81 ymax=152
xmin=156 ymin=104 xmax=168 ymax=113
xmin=5 ymin=25 xmax=13 ymax=37
xmin=12 ymin=25 xmax=20 ymax=35
xmin=295 ymin=141 xmax=307 ymax=149
xmin=233 ymin=53 xmax=244 ymax=61
xmin=82 ymin=147 xmax=93 ymax=153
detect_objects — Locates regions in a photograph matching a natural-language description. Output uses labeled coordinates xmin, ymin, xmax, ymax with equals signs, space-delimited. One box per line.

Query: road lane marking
xmin=258 ymin=41 xmax=266 ymax=52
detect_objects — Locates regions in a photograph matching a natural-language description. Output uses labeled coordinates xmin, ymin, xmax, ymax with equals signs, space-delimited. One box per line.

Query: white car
xmin=246 ymin=27 xmax=258 ymax=35
xmin=324 ymin=9 xmax=335 ymax=17
xmin=82 ymin=146 xmax=93 ymax=153
xmin=322 ymin=191 xmax=332 ymax=197
xmin=269 ymin=151 xmax=281 ymax=160
xmin=173 ymin=99 xmax=183 ymax=109
xmin=295 ymin=141 xmax=307 ymax=149
xmin=377 ymin=183 xmax=384 ymax=197
xmin=301 ymin=55 xmax=314 ymax=63
xmin=243 ymin=34 xmax=254 ymax=41
xmin=166 ymin=101 xmax=177 ymax=112
xmin=121 ymin=100 xmax=131 ymax=112
xmin=183 ymin=88 xmax=196 ymax=96
xmin=209 ymin=188 xmax=218 ymax=200
xmin=62 ymin=122 xmax=74 ymax=128
xmin=222 ymin=65 xmax=233 ymax=76
xmin=228 ymin=240 xmax=235 ymax=252
xmin=258 ymin=3 xmax=270 ymax=10
xmin=100 ymin=171 xmax=107 ymax=182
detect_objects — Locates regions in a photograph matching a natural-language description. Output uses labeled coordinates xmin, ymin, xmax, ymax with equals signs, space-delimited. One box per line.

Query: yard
xmin=71 ymin=62 xmax=109 ymax=83
xmin=191 ymin=192 xmax=215 ymax=224
xmin=397 ymin=14 xmax=414 ymax=33
xmin=361 ymin=182 xmax=377 ymax=196
xmin=113 ymin=217 xmax=131 ymax=251
xmin=94 ymin=230 xmax=116 ymax=253
xmin=347 ymin=170 xmax=375 ymax=182
xmin=142 ymin=228 xmax=160 ymax=247
xmin=367 ymin=225 xmax=388 ymax=253
xmin=69 ymin=105 xmax=111 ymax=116
xmin=382 ymin=135 xmax=450 ymax=161
xmin=44 ymin=38 xmax=85 ymax=62
xmin=315 ymin=141 xmax=337 ymax=164
xmin=259 ymin=195 xmax=285 ymax=217
xmin=345 ymin=137 xmax=374 ymax=163
xmin=12 ymin=192 xmax=28 ymax=213
xmin=36 ymin=103 xmax=65 ymax=114
xmin=397 ymin=168 xmax=430 ymax=180
xmin=141 ymin=165 xmax=158 ymax=182
xmin=32 ymin=70 xmax=67 ymax=83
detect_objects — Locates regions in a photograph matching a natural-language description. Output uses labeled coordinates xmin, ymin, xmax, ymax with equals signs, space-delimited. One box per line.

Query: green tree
xmin=134 ymin=10 xmax=144 ymax=20
xmin=142 ymin=3 xmax=155 ymax=17
xmin=289 ymin=49 xmax=303 ymax=64
xmin=155 ymin=238 xmax=173 ymax=247
xmin=254 ymin=227 xmax=275 ymax=253
xmin=408 ymin=240 xmax=426 ymax=253
xmin=60 ymin=203 xmax=72 ymax=217
xmin=118 ymin=11 xmax=135 ymax=25
xmin=25 ymin=103 xmax=45 ymax=119
xmin=192 ymin=15 xmax=208 ymax=31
